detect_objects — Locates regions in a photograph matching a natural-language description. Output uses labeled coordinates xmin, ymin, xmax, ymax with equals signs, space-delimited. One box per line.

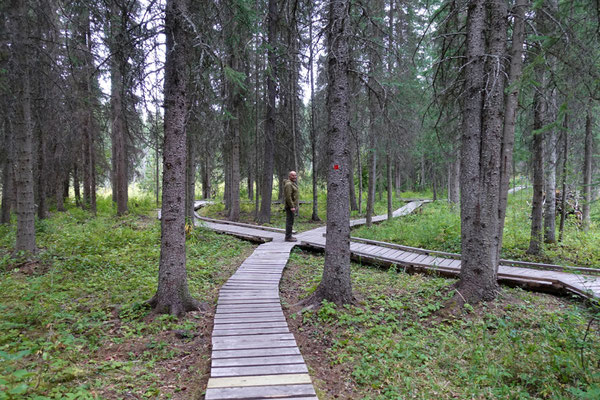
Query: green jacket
xmin=283 ymin=179 xmax=299 ymax=210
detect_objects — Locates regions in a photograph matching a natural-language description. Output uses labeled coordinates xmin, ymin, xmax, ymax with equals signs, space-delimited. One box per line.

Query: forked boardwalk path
xmin=201 ymin=200 xmax=600 ymax=399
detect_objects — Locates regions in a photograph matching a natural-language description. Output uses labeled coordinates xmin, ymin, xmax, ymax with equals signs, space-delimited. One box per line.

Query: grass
xmin=0 ymin=196 xmax=254 ymax=399
xmin=352 ymin=188 xmax=600 ymax=269
xmin=281 ymin=250 xmax=600 ymax=400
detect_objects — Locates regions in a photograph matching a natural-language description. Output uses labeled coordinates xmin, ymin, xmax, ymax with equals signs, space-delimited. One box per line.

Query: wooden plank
xmin=206 ymin=374 xmax=312 ymax=389
xmin=213 ymin=321 xmax=289 ymax=330
xmin=212 ymin=347 xmax=301 ymax=359
xmin=210 ymin=363 xmax=308 ymax=377
xmin=214 ymin=312 xmax=285 ymax=320
xmin=212 ymin=333 xmax=294 ymax=344
xmin=212 ymin=339 xmax=297 ymax=351
xmin=213 ymin=318 xmax=287 ymax=325
xmin=212 ymin=355 xmax=305 ymax=367
xmin=205 ymin=384 xmax=316 ymax=399
xmin=212 ymin=327 xmax=290 ymax=337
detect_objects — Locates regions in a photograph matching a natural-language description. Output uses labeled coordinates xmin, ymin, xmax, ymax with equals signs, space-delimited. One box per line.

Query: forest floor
xmin=281 ymin=250 xmax=600 ymax=399
xmin=0 ymin=198 xmax=256 ymax=399
xmin=1 ymin=191 xmax=599 ymax=399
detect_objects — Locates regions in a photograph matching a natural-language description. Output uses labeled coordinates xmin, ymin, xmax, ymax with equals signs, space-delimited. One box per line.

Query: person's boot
xmin=285 ymin=236 xmax=297 ymax=242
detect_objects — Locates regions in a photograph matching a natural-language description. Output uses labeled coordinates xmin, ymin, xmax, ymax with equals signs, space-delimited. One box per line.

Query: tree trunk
xmin=185 ymin=132 xmax=196 ymax=222
xmin=456 ymin=0 xmax=507 ymax=304
xmin=150 ymin=0 xmax=200 ymax=316
xmin=497 ymin=0 xmax=526 ymax=254
xmin=448 ymin=156 xmax=460 ymax=204
xmin=349 ymin=145 xmax=358 ymax=211
xmin=527 ymin=68 xmax=546 ymax=255
xmin=309 ymin=9 xmax=320 ymax=222
xmin=110 ymin=0 xmax=128 ymax=216
xmin=544 ymin=115 xmax=557 ymax=243
xmin=366 ymin=142 xmax=376 ymax=226
xmin=73 ymin=163 xmax=81 ymax=207
xmin=12 ymin=0 xmax=36 ymax=253
xmin=582 ymin=109 xmax=593 ymax=231
xmin=357 ymin=142 xmax=362 ymax=213
xmin=1 ymin=119 xmax=14 ymax=224
xmin=387 ymin=154 xmax=393 ymax=220
xmin=559 ymin=113 xmax=568 ymax=241
xmin=366 ymin=0 xmax=383 ymax=227
xmin=308 ymin=0 xmax=353 ymax=306
xmin=257 ymin=0 xmax=278 ymax=224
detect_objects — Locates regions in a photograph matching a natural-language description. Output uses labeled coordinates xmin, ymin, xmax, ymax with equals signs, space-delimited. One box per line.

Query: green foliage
xmin=0 ymin=196 xmax=253 ymax=398
xmin=284 ymin=251 xmax=600 ymax=399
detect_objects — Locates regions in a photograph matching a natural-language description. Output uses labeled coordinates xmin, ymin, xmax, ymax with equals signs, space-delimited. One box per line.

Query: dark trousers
xmin=285 ymin=207 xmax=295 ymax=239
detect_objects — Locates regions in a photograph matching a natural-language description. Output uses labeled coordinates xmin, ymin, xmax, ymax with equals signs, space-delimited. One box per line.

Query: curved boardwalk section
xmin=205 ymin=240 xmax=317 ymax=400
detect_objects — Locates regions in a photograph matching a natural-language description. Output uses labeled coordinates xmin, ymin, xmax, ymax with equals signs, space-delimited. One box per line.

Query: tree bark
xmin=497 ymin=0 xmax=526 ymax=253
xmin=527 ymin=68 xmax=546 ymax=255
xmin=257 ymin=0 xmax=278 ymax=224
xmin=110 ymin=0 xmax=128 ymax=216
xmin=308 ymin=0 xmax=353 ymax=306
xmin=1 ymin=118 xmax=14 ymax=224
xmin=456 ymin=0 xmax=507 ymax=304
xmin=11 ymin=0 xmax=36 ymax=253
xmin=185 ymin=132 xmax=196 ymax=222
xmin=309 ymin=8 xmax=320 ymax=221
xmin=559 ymin=113 xmax=568 ymax=241
xmin=448 ymin=156 xmax=460 ymax=204
xmin=349 ymin=144 xmax=358 ymax=211
xmin=544 ymin=112 xmax=557 ymax=243
xmin=150 ymin=0 xmax=200 ymax=316
xmin=387 ymin=154 xmax=393 ymax=220
xmin=582 ymin=109 xmax=593 ymax=231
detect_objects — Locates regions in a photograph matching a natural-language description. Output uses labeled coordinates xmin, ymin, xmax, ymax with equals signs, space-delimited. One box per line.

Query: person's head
xmin=289 ymin=171 xmax=297 ymax=182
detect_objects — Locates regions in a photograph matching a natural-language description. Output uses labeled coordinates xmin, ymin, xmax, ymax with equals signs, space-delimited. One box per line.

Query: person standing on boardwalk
xmin=284 ymin=170 xmax=299 ymax=242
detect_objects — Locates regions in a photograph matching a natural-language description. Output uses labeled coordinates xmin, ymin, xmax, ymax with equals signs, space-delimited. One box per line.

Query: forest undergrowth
xmin=1 ymin=188 xmax=600 ymax=398
xmin=0 ymin=197 xmax=255 ymax=399
xmin=281 ymin=250 xmax=600 ymax=400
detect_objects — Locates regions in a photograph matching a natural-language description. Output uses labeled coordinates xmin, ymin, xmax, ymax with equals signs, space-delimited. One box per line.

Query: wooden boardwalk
xmin=204 ymin=240 xmax=318 ymax=400
xmin=201 ymin=200 xmax=600 ymax=399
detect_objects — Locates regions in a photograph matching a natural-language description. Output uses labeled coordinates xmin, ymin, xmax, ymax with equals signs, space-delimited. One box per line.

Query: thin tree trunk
xmin=527 ymin=70 xmax=546 ymax=255
xmin=73 ymin=163 xmax=81 ymax=207
xmin=559 ymin=113 xmax=568 ymax=241
xmin=497 ymin=0 xmax=526 ymax=253
xmin=544 ymin=120 xmax=557 ymax=243
xmin=366 ymin=0 xmax=383 ymax=227
xmin=387 ymin=154 xmax=393 ymax=220
xmin=185 ymin=133 xmax=196 ymax=221
xmin=309 ymin=7 xmax=319 ymax=221
xmin=357 ymin=142 xmax=362 ymax=214
xmin=1 ymin=119 xmax=14 ymax=224
xmin=150 ymin=0 xmax=200 ymax=316
xmin=257 ymin=0 xmax=278 ymax=224
xmin=448 ymin=156 xmax=460 ymax=203
xmin=582 ymin=109 xmax=593 ymax=231
xmin=307 ymin=0 xmax=353 ymax=306
xmin=349 ymin=145 xmax=358 ymax=211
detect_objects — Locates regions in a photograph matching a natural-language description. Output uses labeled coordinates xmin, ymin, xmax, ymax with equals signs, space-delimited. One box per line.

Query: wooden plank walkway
xmin=204 ymin=240 xmax=318 ymax=400
xmin=201 ymin=199 xmax=600 ymax=398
